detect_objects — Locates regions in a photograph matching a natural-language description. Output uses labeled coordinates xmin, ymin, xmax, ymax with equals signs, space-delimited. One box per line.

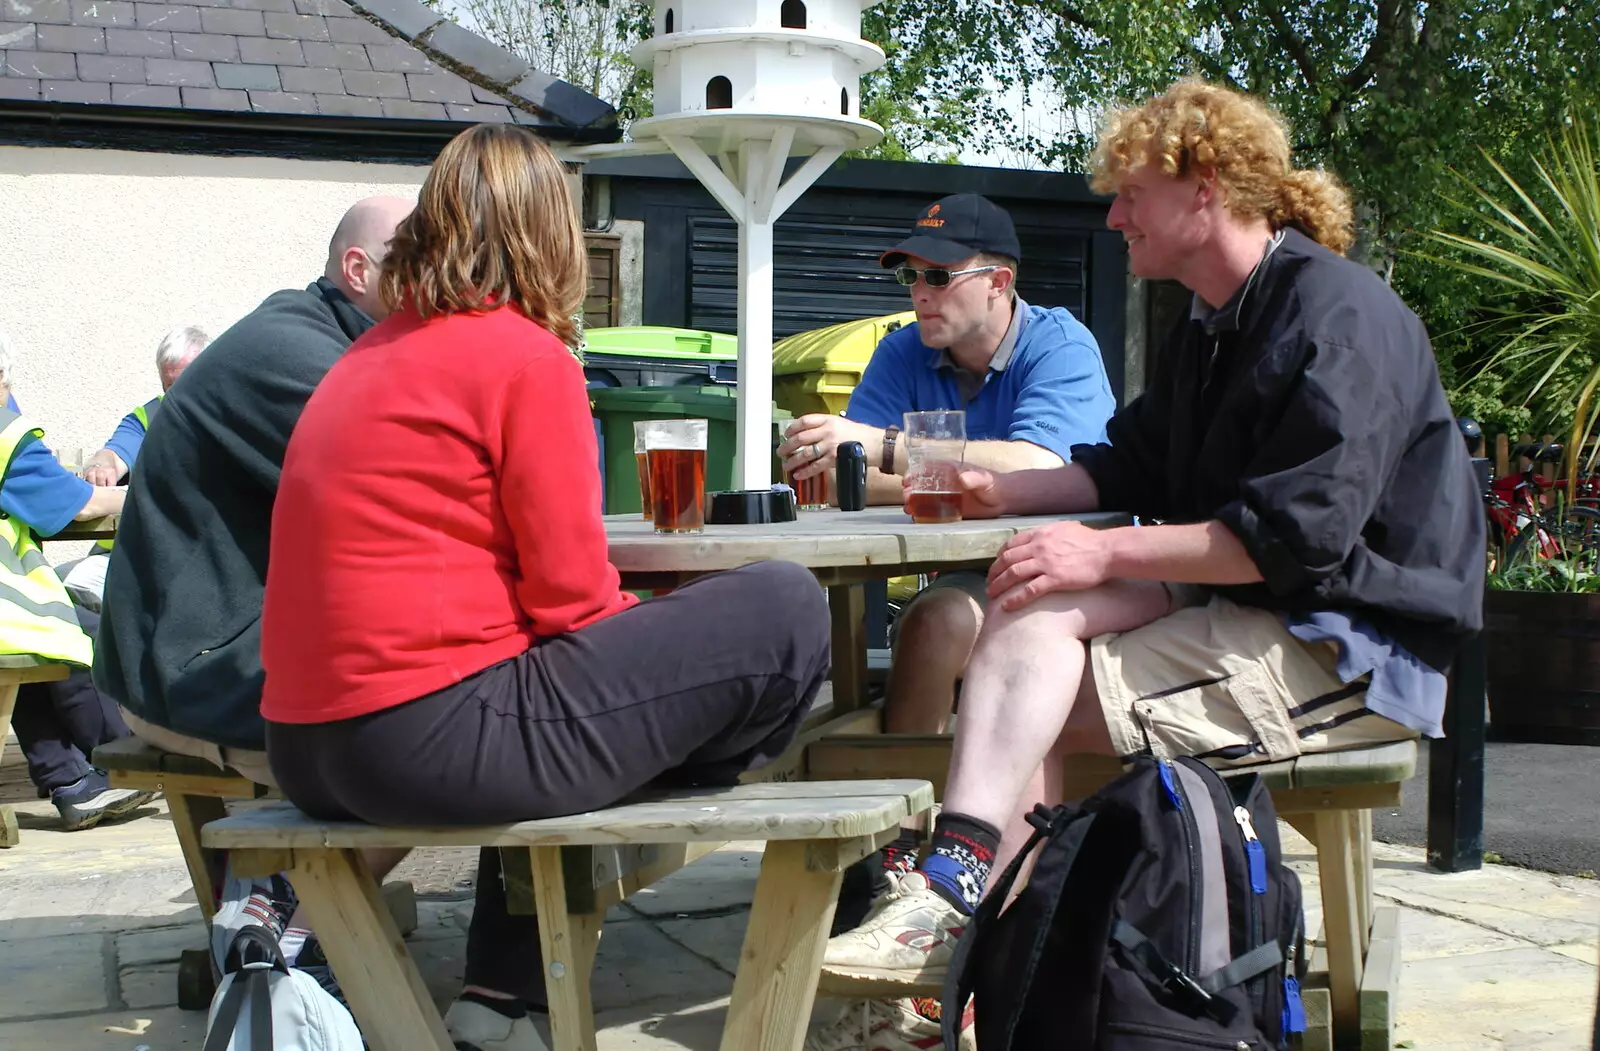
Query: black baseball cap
xmin=879 ymin=193 xmax=1022 ymax=268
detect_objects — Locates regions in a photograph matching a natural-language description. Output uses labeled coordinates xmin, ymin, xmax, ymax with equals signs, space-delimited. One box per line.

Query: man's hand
xmin=777 ymin=414 xmax=880 ymax=481
xmin=74 ymin=484 xmax=126 ymax=521
xmin=80 ymin=449 xmax=126 ymax=487
xmin=985 ymin=520 xmax=1115 ymax=611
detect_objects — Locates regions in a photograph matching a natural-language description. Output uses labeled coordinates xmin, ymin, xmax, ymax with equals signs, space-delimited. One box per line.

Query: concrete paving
xmin=0 ymin=795 xmax=1596 ymax=1050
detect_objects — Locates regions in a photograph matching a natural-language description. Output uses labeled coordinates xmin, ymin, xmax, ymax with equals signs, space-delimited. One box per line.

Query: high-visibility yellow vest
xmin=94 ymin=394 xmax=162 ymax=554
xmin=132 ymin=393 xmax=162 ymax=431
xmin=0 ymin=410 xmax=94 ymax=667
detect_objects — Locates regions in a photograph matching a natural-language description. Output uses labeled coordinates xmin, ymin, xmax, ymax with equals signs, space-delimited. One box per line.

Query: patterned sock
xmin=278 ymin=927 xmax=311 ymax=967
xmin=460 ymin=991 xmax=528 ymax=1020
xmin=919 ymin=813 xmax=1001 ymax=913
xmin=880 ymin=828 xmax=923 ymax=874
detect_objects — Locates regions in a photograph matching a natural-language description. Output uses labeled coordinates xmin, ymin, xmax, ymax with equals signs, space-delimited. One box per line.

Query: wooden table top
xmin=41 ymin=508 xmax=1134 ymax=574
xmin=603 ymin=505 xmax=1129 ymax=574
xmin=49 ymin=515 xmax=119 ymax=542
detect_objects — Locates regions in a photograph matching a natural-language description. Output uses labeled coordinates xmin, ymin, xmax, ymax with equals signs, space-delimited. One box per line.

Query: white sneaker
xmin=804 ymin=996 xmax=975 ymax=1051
xmin=819 ymin=872 xmax=966 ymax=996
xmin=445 ymin=1000 xmax=550 ymax=1051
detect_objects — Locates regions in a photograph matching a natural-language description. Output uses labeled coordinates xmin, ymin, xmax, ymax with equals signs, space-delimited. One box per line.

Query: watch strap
xmin=881 ymin=425 xmax=900 ymax=475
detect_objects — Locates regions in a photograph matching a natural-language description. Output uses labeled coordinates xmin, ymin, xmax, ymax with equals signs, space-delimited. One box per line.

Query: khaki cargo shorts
xmin=1091 ymin=590 xmax=1418 ymax=768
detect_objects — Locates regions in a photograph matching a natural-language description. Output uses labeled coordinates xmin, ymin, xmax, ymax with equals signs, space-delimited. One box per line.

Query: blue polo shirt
xmin=843 ymin=298 xmax=1115 ymax=460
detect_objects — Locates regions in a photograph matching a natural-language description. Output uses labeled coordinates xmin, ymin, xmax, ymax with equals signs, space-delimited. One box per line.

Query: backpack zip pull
xmin=1233 ymin=806 xmax=1268 ymax=894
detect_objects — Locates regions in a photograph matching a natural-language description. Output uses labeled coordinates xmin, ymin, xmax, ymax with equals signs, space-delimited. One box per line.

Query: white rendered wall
xmin=0 ymin=145 xmax=426 ymax=465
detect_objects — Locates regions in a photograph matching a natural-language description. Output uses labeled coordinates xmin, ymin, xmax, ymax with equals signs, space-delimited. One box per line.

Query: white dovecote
xmin=609 ymin=0 xmax=887 ymax=489
xmin=629 ymin=0 xmax=886 ymax=153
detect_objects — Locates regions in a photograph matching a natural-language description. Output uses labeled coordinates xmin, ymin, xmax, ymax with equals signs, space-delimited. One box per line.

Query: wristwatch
xmin=881 ymin=425 xmax=900 ymax=475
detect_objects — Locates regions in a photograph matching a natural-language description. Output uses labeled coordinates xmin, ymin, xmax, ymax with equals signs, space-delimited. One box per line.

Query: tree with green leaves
xmin=441 ymin=0 xmax=1596 ymax=427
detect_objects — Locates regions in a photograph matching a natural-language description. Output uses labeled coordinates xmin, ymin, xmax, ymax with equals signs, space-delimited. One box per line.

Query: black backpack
xmin=941 ymin=756 xmax=1309 ymax=1050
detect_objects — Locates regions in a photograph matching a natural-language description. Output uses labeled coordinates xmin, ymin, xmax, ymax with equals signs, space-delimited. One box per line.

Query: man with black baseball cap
xmin=785 ymin=191 xmax=1115 ymax=1051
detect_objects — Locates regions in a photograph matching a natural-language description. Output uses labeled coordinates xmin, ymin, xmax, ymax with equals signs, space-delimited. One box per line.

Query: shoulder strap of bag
xmin=941 ymin=804 xmax=1096 ymax=1050
xmin=202 ymin=925 xmax=290 ymax=1051
xmin=1111 ymin=920 xmax=1283 ymax=1024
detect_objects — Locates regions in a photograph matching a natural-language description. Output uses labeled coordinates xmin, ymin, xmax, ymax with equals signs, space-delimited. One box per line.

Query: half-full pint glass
xmin=644 ymin=418 xmax=708 ymax=534
xmin=904 ymin=410 xmax=966 ymax=524
xmin=789 ymin=467 xmax=829 ymax=510
xmin=633 ymin=420 xmax=653 ymax=521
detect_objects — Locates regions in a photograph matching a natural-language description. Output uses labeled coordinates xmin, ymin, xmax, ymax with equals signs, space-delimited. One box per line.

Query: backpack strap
xmin=202 ymin=925 xmax=289 ymax=1051
xmin=1112 ymin=921 xmax=1284 ymax=1022
xmin=1111 ymin=920 xmax=1237 ymax=1025
xmin=1198 ymin=940 xmax=1284 ymax=996
xmin=941 ymin=805 xmax=1094 ymax=1050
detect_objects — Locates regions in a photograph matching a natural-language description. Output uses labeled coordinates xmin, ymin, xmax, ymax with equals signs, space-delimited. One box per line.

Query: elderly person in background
xmin=0 ymin=330 xmax=151 ymax=831
xmin=82 ymin=325 xmax=211 ymax=487
xmin=63 ymin=326 xmax=212 ymax=609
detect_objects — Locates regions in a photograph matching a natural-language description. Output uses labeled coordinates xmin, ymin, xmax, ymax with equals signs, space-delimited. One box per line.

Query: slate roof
xmin=0 ymin=0 xmax=617 ymax=139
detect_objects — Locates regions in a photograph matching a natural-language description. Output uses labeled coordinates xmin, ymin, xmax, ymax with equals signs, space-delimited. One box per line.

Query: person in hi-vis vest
xmin=0 ymin=331 xmax=156 ymax=831
xmin=60 ymin=327 xmax=209 ymax=611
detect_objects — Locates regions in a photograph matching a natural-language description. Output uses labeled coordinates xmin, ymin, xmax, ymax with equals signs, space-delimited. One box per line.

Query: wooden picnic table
xmin=48 ymin=516 xmax=119 ymax=542
xmin=604 ymin=505 xmax=1130 ymax=713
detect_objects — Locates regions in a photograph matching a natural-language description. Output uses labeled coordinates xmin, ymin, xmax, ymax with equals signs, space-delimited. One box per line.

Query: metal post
xmin=1427 ymin=627 xmax=1486 ymax=872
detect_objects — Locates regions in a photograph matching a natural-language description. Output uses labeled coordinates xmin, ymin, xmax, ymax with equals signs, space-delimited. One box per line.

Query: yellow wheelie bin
xmin=771 ymin=310 xmax=916 ymax=418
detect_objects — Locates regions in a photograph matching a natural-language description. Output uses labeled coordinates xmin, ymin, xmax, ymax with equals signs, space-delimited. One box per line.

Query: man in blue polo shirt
xmin=779 ymin=196 xmax=1113 ymax=1012
xmin=783 ymin=194 xmax=1113 ymax=732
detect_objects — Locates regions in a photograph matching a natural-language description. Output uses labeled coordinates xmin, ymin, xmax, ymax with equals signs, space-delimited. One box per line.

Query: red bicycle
xmin=1481 ymin=440 xmax=1600 ymax=564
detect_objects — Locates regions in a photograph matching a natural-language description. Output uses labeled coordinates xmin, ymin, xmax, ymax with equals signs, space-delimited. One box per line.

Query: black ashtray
xmin=708 ymin=487 xmax=798 ymax=524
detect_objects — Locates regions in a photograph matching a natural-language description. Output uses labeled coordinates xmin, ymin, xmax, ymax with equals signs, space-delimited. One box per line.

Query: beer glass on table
xmin=644 ymin=418 xmax=708 ymax=534
xmin=633 ymin=420 xmax=653 ymax=521
xmin=903 ymin=410 xmax=966 ymax=524
xmin=788 ymin=462 xmax=829 ymax=510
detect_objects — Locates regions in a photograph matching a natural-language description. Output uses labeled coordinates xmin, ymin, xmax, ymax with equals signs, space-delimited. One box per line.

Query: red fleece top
xmin=261 ymin=306 xmax=637 ymax=724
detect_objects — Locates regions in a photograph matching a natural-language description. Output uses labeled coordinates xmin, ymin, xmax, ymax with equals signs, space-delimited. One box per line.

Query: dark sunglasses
xmin=894 ymin=264 xmax=1005 ymax=287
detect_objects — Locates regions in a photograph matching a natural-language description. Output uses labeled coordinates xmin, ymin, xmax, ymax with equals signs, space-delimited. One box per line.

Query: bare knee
xmin=893 ymin=587 xmax=984 ymax=665
xmin=977 ymin=579 xmax=1172 ymax=650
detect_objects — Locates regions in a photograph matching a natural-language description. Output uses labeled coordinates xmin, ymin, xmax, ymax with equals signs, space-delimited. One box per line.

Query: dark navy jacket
xmin=1073 ymin=229 xmax=1484 ymax=672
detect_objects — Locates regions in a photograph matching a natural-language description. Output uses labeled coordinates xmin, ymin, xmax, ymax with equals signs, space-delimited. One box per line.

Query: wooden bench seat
xmin=202 ymin=778 xmax=935 ymax=1051
xmin=806 ymin=727 xmax=1415 ymax=1048
xmin=92 ymin=735 xmax=269 ymax=924
xmin=0 ymin=655 xmax=75 ymax=847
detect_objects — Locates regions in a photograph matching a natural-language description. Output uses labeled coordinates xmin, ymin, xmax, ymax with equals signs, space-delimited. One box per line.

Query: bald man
xmin=95 ymin=196 xmax=414 ymax=780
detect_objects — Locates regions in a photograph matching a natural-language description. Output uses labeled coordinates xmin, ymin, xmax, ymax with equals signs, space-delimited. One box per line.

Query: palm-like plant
xmin=1426 ymin=117 xmax=1600 ymax=489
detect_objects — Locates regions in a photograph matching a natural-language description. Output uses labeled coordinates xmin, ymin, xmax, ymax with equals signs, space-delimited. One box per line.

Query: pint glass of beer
xmin=633 ymin=420 xmax=653 ymax=521
xmin=788 ymin=465 xmax=829 ymax=510
xmin=903 ymin=410 xmax=966 ymax=524
xmin=644 ymin=418 xmax=708 ymax=534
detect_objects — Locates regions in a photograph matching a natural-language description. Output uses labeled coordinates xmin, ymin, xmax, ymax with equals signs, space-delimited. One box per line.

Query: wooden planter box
xmin=1485 ymin=589 xmax=1600 ymax=745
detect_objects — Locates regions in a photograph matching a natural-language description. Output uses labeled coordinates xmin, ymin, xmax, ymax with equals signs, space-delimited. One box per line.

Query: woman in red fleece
xmin=260 ymin=124 xmax=830 ymax=1050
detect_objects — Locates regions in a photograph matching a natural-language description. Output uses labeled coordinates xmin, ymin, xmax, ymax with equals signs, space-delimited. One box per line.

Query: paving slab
xmin=118 ymin=963 xmax=178 ymax=1011
xmin=0 ymin=932 xmax=111 ymax=1021
xmin=1374 ymin=864 xmax=1600 ymax=947
xmin=626 ymin=845 xmax=763 ymax=918
xmin=0 ymin=1006 xmax=205 ymax=1051
xmin=1391 ymin=946 xmax=1596 ymax=1050
xmin=116 ymin=925 xmax=206 ymax=969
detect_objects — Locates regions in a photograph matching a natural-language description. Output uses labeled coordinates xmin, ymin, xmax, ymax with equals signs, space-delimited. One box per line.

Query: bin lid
xmin=583 ymin=326 xmax=737 ymax=362
xmin=771 ymin=311 xmax=918 ymax=377
xmin=589 ymin=384 xmax=790 ymax=424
